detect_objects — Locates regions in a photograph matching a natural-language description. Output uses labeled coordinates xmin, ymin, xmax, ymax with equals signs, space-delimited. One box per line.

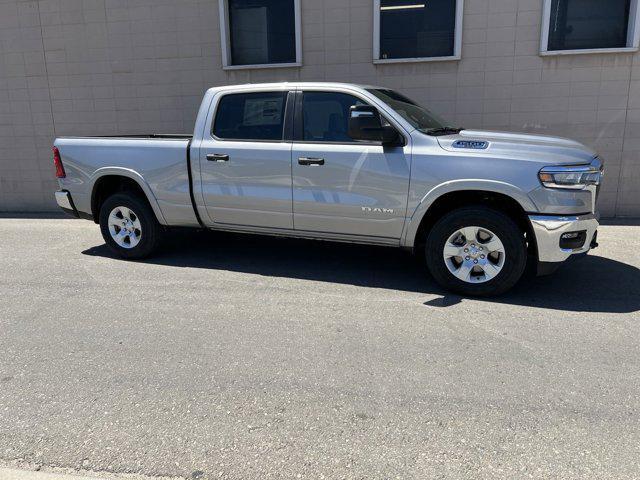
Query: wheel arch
xmin=89 ymin=169 xmax=167 ymax=225
xmin=404 ymin=184 xmax=537 ymax=258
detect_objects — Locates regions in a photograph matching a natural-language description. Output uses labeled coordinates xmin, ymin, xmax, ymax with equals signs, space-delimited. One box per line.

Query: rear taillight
xmin=53 ymin=146 xmax=66 ymax=178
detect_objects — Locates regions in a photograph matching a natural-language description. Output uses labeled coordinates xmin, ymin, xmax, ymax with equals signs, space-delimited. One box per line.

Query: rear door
xmin=199 ymin=89 xmax=294 ymax=229
xmin=291 ymin=89 xmax=411 ymax=240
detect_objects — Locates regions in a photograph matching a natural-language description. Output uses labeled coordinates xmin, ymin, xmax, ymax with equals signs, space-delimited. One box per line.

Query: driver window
xmin=302 ymin=92 xmax=367 ymax=143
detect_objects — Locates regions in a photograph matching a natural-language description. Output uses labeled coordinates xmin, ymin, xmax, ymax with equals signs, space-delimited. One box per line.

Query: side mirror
xmin=348 ymin=105 xmax=400 ymax=145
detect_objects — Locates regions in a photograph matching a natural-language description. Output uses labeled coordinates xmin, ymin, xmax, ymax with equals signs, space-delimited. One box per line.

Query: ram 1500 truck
xmin=53 ymin=82 xmax=603 ymax=296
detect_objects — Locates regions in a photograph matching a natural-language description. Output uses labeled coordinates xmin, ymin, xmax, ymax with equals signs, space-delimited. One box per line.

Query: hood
xmin=436 ymin=129 xmax=598 ymax=166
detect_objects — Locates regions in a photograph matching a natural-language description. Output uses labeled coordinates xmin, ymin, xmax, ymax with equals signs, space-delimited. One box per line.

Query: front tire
xmin=424 ymin=206 xmax=527 ymax=296
xmin=99 ymin=192 xmax=161 ymax=259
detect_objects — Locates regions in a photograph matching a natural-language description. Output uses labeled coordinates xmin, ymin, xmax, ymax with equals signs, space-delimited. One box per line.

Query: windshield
xmin=366 ymin=88 xmax=454 ymax=133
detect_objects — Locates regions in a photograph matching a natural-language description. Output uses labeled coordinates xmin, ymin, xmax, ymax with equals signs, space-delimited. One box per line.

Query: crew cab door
xmin=198 ymin=89 xmax=294 ymax=229
xmin=291 ymin=90 xmax=410 ymax=240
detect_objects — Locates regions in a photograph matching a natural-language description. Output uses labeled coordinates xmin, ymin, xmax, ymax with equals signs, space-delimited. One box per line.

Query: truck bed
xmin=54 ymin=135 xmax=200 ymax=227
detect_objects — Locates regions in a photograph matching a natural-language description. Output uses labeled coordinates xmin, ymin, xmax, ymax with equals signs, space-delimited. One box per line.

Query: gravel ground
xmin=1 ymin=217 xmax=639 ymax=479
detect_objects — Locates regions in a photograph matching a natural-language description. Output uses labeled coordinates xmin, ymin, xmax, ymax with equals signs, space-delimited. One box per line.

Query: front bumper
xmin=529 ymin=213 xmax=599 ymax=263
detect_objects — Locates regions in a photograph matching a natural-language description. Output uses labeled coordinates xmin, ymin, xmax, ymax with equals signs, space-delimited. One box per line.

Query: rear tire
xmin=424 ymin=206 xmax=527 ymax=296
xmin=99 ymin=192 xmax=161 ymax=259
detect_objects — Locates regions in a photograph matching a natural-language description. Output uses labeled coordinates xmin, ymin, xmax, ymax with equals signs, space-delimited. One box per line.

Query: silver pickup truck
xmin=53 ymin=82 xmax=603 ymax=296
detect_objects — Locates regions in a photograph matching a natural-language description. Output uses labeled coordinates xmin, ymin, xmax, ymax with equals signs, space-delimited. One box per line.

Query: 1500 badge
xmin=452 ymin=140 xmax=489 ymax=149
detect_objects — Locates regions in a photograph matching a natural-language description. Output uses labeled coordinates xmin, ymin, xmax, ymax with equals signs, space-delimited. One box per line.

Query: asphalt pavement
xmin=1 ymin=217 xmax=639 ymax=479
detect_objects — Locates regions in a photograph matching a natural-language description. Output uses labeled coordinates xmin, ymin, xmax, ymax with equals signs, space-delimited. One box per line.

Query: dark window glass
xmin=302 ymin=92 xmax=367 ymax=143
xmin=379 ymin=0 xmax=457 ymax=59
xmin=213 ymin=92 xmax=287 ymax=141
xmin=228 ymin=0 xmax=296 ymax=65
xmin=366 ymin=89 xmax=449 ymax=132
xmin=548 ymin=0 xmax=631 ymax=51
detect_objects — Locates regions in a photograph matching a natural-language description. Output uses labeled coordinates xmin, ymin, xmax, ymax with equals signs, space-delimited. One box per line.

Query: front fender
xmin=401 ymin=180 xmax=538 ymax=248
xmin=89 ymin=167 xmax=168 ymax=225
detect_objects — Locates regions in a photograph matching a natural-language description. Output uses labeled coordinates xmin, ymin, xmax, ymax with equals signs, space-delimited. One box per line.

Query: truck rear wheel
xmin=99 ymin=192 xmax=161 ymax=259
xmin=424 ymin=206 xmax=527 ymax=296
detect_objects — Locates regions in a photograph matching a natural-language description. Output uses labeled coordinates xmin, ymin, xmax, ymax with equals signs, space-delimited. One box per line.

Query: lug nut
xmin=473 ymin=260 xmax=478 ymax=264
xmin=481 ymin=255 xmax=485 ymax=259
xmin=464 ymin=248 xmax=469 ymax=253
xmin=465 ymin=256 xmax=470 ymax=260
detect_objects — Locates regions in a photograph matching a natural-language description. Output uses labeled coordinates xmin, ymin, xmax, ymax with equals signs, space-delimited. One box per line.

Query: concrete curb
xmin=0 ymin=468 xmax=110 ymax=480
xmin=0 ymin=468 xmax=181 ymax=480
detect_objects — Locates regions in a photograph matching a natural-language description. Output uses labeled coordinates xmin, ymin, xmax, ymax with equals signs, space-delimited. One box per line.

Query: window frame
xmin=540 ymin=0 xmax=640 ymax=55
xmin=296 ymin=91 xmax=371 ymax=145
xmin=218 ymin=0 xmax=302 ymax=70
xmin=293 ymin=89 xmax=406 ymax=147
xmin=211 ymin=90 xmax=295 ymax=143
xmin=372 ymin=0 xmax=464 ymax=64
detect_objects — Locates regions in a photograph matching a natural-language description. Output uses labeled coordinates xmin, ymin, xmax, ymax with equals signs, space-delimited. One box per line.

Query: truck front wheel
xmin=99 ymin=192 xmax=161 ymax=259
xmin=424 ymin=206 xmax=527 ymax=296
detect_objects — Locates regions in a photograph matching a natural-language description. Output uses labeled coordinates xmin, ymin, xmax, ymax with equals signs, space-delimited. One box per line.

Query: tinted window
xmin=379 ymin=0 xmax=457 ymax=59
xmin=302 ymin=92 xmax=366 ymax=143
xmin=214 ymin=92 xmax=287 ymax=141
xmin=548 ymin=0 xmax=631 ymax=51
xmin=367 ymin=89 xmax=449 ymax=132
xmin=228 ymin=0 xmax=296 ymax=65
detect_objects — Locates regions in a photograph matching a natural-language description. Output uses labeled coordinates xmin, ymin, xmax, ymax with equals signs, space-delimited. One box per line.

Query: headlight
xmin=539 ymin=162 xmax=603 ymax=190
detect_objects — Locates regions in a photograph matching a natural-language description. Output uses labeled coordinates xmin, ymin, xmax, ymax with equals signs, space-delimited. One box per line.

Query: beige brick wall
xmin=0 ymin=0 xmax=638 ymax=216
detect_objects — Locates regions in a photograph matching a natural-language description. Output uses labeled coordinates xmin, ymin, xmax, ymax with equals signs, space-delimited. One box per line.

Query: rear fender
xmin=89 ymin=167 xmax=168 ymax=225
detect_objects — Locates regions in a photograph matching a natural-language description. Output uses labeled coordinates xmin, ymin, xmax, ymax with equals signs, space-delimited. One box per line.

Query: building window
xmin=219 ymin=0 xmax=301 ymax=69
xmin=373 ymin=0 xmax=464 ymax=63
xmin=541 ymin=0 xmax=640 ymax=54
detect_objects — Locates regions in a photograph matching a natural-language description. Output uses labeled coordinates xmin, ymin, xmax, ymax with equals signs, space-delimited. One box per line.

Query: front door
xmin=199 ymin=90 xmax=293 ymax=229
xmin=291 ymin=90 xmax=411 ymax=240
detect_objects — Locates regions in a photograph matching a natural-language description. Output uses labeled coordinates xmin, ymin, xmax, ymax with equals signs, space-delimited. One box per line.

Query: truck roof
xmin=206 ymin=82 xmax=385 ymax=93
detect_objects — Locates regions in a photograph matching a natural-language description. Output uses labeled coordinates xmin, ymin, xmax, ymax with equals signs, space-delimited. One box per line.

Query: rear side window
xmin=213 ymin=91 xmax=287 ymax=141
xmin=301 ymin=92 xmax=367 ymax=143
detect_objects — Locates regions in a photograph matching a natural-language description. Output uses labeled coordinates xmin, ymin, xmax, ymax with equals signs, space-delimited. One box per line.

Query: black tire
xmin=424 ymin=206 xmax=527 ymax=296
xmin=99 ymin=192 xmax=162 ymax=259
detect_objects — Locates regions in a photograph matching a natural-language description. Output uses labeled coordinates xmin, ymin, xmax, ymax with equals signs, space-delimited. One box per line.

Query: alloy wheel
xmin=442 ymin=226 xmax=506 ymax=284
xmin=107 ymin=206 xmax=142 ymax=249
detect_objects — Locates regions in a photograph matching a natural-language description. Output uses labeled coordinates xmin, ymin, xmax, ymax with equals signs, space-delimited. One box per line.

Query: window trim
xmin=218 ymin=0 xmax=302 ymax=70
xmin=372 ymin=0 xmax=464 ymax=64
xmin=293 ymin=89 xmax=407 ymax=147
xmin=540 ymin=0 xmax=640 ymax=56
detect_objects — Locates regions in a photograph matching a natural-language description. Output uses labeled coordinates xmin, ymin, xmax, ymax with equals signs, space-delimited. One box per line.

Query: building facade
xmin=1 ymin=0 xmax=639 ymax=216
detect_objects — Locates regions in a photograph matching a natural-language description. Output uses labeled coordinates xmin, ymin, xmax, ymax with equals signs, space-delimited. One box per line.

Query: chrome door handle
xmin=298 ymin=157 xmax=325 ymax=166
xmin=207 ymin=153 xmax=229 ymax=162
